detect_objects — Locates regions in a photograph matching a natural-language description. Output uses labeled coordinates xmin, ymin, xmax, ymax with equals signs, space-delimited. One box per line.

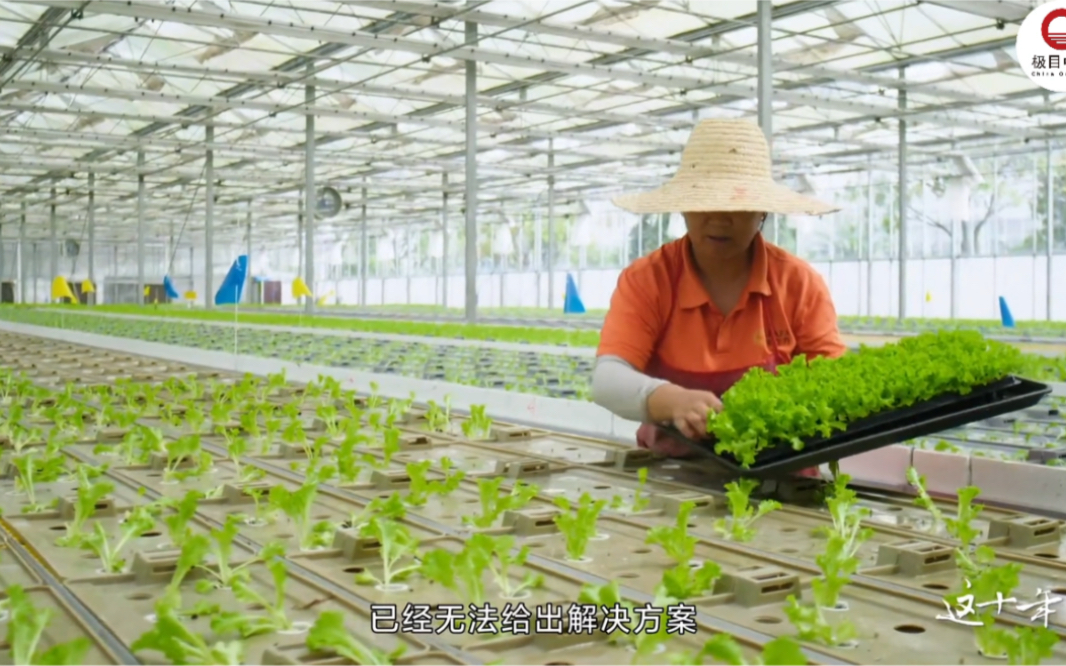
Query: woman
xmin=591 ymin=118 xmax=847 ymax=467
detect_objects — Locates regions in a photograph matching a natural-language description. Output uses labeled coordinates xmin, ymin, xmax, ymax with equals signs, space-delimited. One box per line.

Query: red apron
xmin=634 ymin=253 xmax=819 ymax=478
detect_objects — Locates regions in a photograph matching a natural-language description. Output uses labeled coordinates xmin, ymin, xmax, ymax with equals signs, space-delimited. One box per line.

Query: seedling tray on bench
xmin=661 ymin=375 xmax=1051 ymax=479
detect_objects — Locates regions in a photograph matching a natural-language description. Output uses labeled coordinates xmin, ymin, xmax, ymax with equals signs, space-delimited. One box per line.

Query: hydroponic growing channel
xmin=2 ymin=331 xmax=1066 ymax=665
xmin=3 ymin=309 xmax=1066 ymax=403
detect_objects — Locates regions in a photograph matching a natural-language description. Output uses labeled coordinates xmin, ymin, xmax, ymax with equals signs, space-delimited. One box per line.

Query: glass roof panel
xmin=0 ymin=0 xmax=1053 ymax=239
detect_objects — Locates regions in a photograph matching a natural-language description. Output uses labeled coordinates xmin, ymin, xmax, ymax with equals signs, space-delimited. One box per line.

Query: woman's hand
xmin=647 ymin=384 xmax=723 ymax=440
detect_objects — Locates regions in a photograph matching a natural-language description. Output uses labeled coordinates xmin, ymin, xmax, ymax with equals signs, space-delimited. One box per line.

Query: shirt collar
xmin=677 ymin=233 xmax=772 ymax=311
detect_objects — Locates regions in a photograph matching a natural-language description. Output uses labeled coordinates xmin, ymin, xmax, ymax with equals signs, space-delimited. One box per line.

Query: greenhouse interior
xmin=4 ymin=0 xmax=1066 ymax=664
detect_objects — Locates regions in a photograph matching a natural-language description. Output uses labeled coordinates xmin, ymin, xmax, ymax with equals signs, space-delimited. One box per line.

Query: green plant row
xmin=200 ymin=302 xmax=1066 ymax=335
xmin=0 ymin=359 xmax=805 ymax=665
xmin=2 ymin=340 xmax=1062 ymax=664
xmin=45 ymin=303 xmax=603 ymax=347
xmin=709 ymin=331 xmax=1027 ymax=467
xmin=20 ymin=304 xmax=1066 ymax=387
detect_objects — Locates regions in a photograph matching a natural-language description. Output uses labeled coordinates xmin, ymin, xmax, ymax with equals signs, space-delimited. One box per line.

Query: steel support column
xmin=464 ymin=21 xmax=479 ymax=323
xmin=297 ymin=197 xmax=303 ymax=279
xmin=441 ymin=172 xmax=448 ymax=308
xmin=757 ymin=1 xmax=773 ymax=144
xmin=637 ymin=215 xmax=643 ymax=260
xmin=31 ymin=243 xmax=37 ymax=304
xmin=359 ymin=186 xmax=368 ymax=307
xmin=950 ymin=211 xmax=960 ymax=320
xmin=18 ymin=203 xmax=25 ymax=304
xmin=547 ymin=137 xmax=555 ymax=309
xmin=405 ymin=222 xmax=412 ymax=305
xmin=136 ymin=150 xmax=146 ymax=305
xmin=304 ymin=64 xmax=316 ymax=315
xmin=864 ymin=164 xmax=873 ymax=317
xmin=205 ymin=124 xmax=215 ymax=309
xmin=87 ymin=171 xmax=95 ymax=299
xmin=897 ymin=66 xmax=908 ymax=321
xmin=246 ymin=203 xmax=253 ymax=304
xmin=992 ymin=153 xmax=1000 ymax=318
xmin=49 ymin=184 xmax=57 ymax=286
xmin=534 ymin=204 xmax=543 ymax=307
xmin=757 ymin=0 xmax=776 ymax=244
xmin=1047 ymin=141 xmax=1055 ymax=321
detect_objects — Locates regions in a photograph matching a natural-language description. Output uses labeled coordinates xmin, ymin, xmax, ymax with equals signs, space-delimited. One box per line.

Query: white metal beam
xmin=22 ymin=0 xmax=1046 ymax=140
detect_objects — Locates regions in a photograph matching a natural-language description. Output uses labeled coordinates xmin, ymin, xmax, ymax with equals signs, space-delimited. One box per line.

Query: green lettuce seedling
xmin=366 ymin=382 xmax=383 ymax=410
xmin=282 ymin=419 xmax=308 ymax=450
xmin=905 ymin=467 xmax=945 ymax=528
xmin=945 ymin=486 xmax=991 ymax=574
xmin=464 ymin=478 xmax=539 ymax=529
xmin=315 ymin=403 xmax=343 ymax=438
xmin=12 ymin=451 xmax=65 ymax=514
xmin=669 ymin=634 xmax=807 ymax=665
xmin=385 ymin=392 xmax=415 ymax=425
xmin=6 ymin=584 xmax=91 ymax=665
xmin=163 ymin=434 xmax=212 ymax=483
xmin=7 ymin=425 xmax=43 ymax=457
xmin=178 ymin=517 xmax=284 ymax=591
xmin=420 ymin=540 xmax=491 ymax=605
xmin=423 ymin=397 xmax=452 ymax=433
xmin=553 ymin=493 xmax=606 ymax=562
xmin=184 ymin=404 xmax=206 ymax=434
xmin=334 ymin=433 xmax=376 ymax=484
xmin=783 ymin=474 xmax=870 ymax=647
xmin=219 ymin=428 xmax=263 ymax=483
xmin=209 ymin=401 xmax=233 ymax=428
xmin=84 ymin=504 xmax=157 ymax=573
xmin=238 ymin=486 xmax=276 ymax=526
xmin=354 ymin=517 xmax=421 ymax=589
xmin=479 ymin=533 xmax=544 ymax=599
xmin=422 ymin=533 xmax=544 ymax=605
xmin=404 ymin=458 xmax=465 ymax=506
xmin=56 ymin=467 xmax=114 ymax=548
xmin=238 ymin=409 xmax=263 ymax=447
xmin=999 ymin=626 xmax=1059 ymax=664
xmin=269 ymin=465 xmax=337 ymax=551
xmin=647 ymin=500 xmax=722 ymax=599
xmin=162 ymin=490 xmax=205 ymax=550
xmin=950 ymin=562 xmax=1024 ymax=659
xmin=461 ymin=404 xmax=493 ymax=439
xmin=118 ymin=424 xmax=163 ymax=466
xmin=306 ymin=611 xmax=404 ymax=665
xmin=377 ymin=428 xmax=402 ymax=466
xmin=578 ymin=580 xmax=676 ymax=664
xmin=210 ymin=555 xmax=298 ymax=637
xmin=347 ymin=493 xmax=407 ymax=532
xmin=609 ymin=467 xmax=651 ymax=514
xmin=714 ymin=478 xmax=780 ymax=542
xmin=261 ymin=417 xmax=283 ymax=454
xmin=929 ymin=484 xmax=1028 ymax=660
xmin=131 ymin=591 xmax=244 ymax=665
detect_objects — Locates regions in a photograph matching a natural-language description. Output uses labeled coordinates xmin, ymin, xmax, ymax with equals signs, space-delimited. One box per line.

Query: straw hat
xmin=612 ymin=118 xmax=838 ymax=216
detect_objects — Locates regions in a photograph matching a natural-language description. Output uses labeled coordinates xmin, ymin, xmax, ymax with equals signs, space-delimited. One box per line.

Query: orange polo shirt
xmin=597 ymin=234 xmax=846 ymax=375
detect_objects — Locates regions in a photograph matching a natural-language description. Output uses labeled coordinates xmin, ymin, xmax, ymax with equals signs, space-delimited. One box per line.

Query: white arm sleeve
xmin=591 ymin=355 xmax=669 ymax=423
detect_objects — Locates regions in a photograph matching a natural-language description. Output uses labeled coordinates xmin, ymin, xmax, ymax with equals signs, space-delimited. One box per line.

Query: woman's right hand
xmin=647 ymin=384 xmax=723 ymax=440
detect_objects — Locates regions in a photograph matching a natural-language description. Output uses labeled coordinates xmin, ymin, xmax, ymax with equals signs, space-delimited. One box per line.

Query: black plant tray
xmin=661 ymin=375 xmax=1051 ymax=479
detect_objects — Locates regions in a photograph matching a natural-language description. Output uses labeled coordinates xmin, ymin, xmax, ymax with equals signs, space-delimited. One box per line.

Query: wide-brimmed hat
xmin=612 ymin=118 xmax=838 ymax=216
